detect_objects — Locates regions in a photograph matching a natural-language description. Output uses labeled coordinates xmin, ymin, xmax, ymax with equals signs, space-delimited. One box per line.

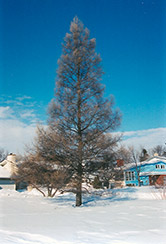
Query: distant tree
xmin=113 ymin=145 xmax=134 ymax=183
xmin=151 ymin=145 xmax=166 ymax=157
xmin=139 ymin=148 xmax=149 ymax=162
xmin=93 ymin=175 xmax=102 ymax=189
xmin=0 ymin=148 xmax=8 ymax=162
xmin=130 ymin=147 xmax=142 ymax=186
xmin=48 ymin=17 xmax=121 ymax=206
xmin=90 ymin=136 xmax=121 ymax=189
xmin=116 ymin=145 xmax=134 ymax=165
xmin=15 ymin=154 xmax=25 ymax=163
xmin=15 ymin=126 xmax=73 ymax=197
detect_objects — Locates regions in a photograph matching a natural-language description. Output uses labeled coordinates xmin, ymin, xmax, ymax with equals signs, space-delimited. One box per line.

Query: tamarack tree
xmin=48 ymin=17 xmax=121 ymax=206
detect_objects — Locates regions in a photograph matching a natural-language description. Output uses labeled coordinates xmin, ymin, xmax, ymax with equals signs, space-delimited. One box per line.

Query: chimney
xmin=117 ymin=159 xmax=124 ymax=167
xmin=7 ymin=153 xmax=16 ymax=163
xmin=4 ymin=153 xmax=18 ymax=175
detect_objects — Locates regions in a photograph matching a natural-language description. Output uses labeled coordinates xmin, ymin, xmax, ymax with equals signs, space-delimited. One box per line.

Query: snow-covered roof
xmin=145 ymin=156 xmax=166 ymax=164
xmin=0 ymin=166 xmax=11 ymax=178
xmin=125 ymin=156 xmax=166 ymax=170
xmin=0 ymin=159 xmax=8 ymax=166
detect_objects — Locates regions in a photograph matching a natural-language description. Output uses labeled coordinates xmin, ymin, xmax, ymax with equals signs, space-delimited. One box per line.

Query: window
xmin=129 ymin=173 xmax=131 ymax=180
xmin=125 ymin=172 xmax=129 ymax=181
xmin=126 ymin=183 xmax=135 ymax=186
xmin=125 ymin=171 xmax=135 ymax=181
xmin=132 ymin=171 xmax=135 ymax=180
xmin=155 ymin=164 xmax=166 ymax=169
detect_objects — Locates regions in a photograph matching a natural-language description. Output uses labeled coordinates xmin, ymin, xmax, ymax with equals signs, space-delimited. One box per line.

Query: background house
xmin=124 ymin=156 xmax=166 ymax=186
xmin=0 ymin=153 xmax=18 ymax=190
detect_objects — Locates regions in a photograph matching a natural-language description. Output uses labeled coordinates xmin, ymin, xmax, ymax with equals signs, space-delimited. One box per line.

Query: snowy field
xmin=0 ymin=186 xmax=166 ymax=244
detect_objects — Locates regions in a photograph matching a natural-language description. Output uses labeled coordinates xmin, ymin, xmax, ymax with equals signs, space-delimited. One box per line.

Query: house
xmin=124 ymin=156 xmax=166 ymax=186
xmin=0 ymin=153 xmax=18 ymax=190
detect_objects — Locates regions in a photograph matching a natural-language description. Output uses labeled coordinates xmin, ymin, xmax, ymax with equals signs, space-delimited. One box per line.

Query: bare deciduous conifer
xmin=48 ymin=17 xmax=121 ymax=206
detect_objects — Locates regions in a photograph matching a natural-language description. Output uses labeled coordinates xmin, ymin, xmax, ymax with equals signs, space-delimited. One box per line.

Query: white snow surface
xmin=0 ymin=187 xmax=166 ymax=244
xmin=0 ymin=166 xmax=11 ymax=178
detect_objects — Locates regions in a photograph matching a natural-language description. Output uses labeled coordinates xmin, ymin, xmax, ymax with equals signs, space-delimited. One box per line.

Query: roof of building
xmin=140 ymin=171 xmax=166 ymax=176
xmin=125 ymin=156 xmax=166 ymax=170
xmin=0 ymin=166 xmax=11 ymax=178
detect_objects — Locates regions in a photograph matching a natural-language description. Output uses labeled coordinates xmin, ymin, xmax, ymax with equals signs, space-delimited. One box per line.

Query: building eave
xmin=140 ymin=171 xmax=166 ymax=176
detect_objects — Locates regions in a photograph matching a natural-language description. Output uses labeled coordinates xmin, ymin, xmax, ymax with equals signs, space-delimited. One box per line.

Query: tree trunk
xmin=32 ymin=184 xmax=46 ymax=197
xmin=75 ymin=142 xmax=83 ymax=206
xmin=138 ymin=174 xmax=141 ymax=187
xmin=76 ymin=74 xmax=83 ymax=206
xmin=76 ymin=176 xmax=82 ymax=206
xmin=47 ymin=186 xmax=53 ymax=197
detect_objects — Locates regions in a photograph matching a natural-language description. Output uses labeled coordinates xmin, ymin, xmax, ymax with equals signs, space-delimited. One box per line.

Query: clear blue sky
xmin=0 ymin=0 xmax=166 ymax=132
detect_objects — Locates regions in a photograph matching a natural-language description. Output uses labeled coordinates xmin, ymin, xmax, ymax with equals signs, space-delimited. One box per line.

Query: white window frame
xmin=125 ymin=171 xmax=135 ymax=181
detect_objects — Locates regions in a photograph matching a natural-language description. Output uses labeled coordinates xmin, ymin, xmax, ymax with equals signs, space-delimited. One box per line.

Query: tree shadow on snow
xmin=45 ymin=187 xmax=139 ymax=207
xmin=82 ymin=188 xmax=138 ymax=207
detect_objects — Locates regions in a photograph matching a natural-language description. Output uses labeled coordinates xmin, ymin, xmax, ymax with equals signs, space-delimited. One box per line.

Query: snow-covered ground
xmin=0 ymin=186 xmax=166 ymax=244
